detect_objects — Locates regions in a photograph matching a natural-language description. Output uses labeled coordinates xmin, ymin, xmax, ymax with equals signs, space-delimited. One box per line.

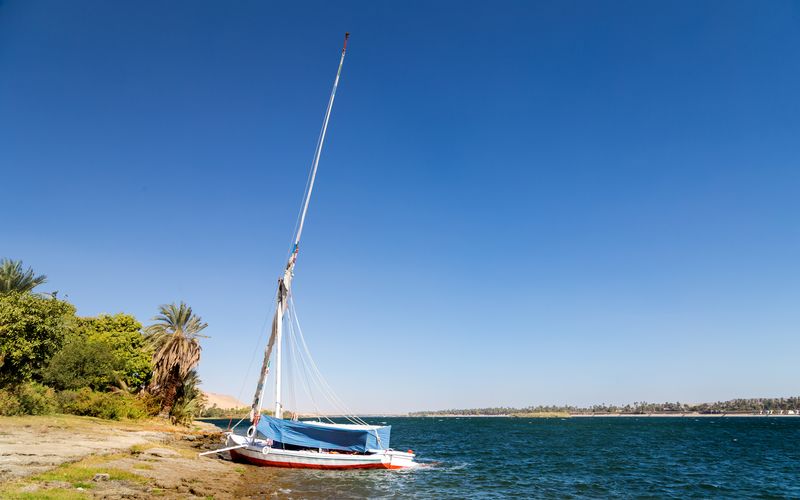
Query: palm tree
xmin=0 ymin=259 xmax=47 ymax=293
xmin=145 ymin=302 xmax=208 ymax=417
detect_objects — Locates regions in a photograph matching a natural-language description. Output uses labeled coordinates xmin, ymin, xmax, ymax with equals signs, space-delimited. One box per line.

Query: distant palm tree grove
xmin=412 ymin=398 xmax=800 ymax=417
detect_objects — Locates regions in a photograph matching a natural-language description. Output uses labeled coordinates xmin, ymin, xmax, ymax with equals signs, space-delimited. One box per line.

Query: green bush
xmin=0 ymin=385 xmax=157 ymax=420
xmin=0 ymin=388 xmax=21 ymax=415
xmin=57 ymin=388 xmax=153 ymax=420
xmin=42 ymin=314 xmax=153 ymax=393
xmin=17 ymin=382 xmax=56 ymax=415
xmin=0 ymin=382 xmax=56 ymax=415
xmin=42 ymin=336 xmax=118 ymax=391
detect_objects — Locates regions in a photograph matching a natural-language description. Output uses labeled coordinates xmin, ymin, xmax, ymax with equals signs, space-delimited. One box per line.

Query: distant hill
xmin=202 ymin=391 xmax=246 ymax=409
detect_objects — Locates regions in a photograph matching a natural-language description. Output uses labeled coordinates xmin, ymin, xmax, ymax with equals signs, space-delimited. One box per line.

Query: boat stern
xmin=384 ymin=449 xmax=418 ymax=469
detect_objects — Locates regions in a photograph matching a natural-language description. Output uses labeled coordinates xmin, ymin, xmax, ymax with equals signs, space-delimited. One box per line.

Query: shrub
xmin=137 ymin=391 xmax=162 ymax=416
xmin=0 ymin=382 xmax=56 ymax=415
xmin=57 ymin=388 xmax=153 ymax=420
xmin=0 ymin=388 xmax=21 ymax=415
xmin=169 ymin=369 xmax=206 ymax=426
xmin=42 ymin=336 xmax=117 ymax=391
xmin=17 ymin=382 xmax=56 ymax=415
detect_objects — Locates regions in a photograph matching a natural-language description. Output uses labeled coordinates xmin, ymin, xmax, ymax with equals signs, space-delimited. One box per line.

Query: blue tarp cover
xmin=255 ymin=417 xmax=391 ymax=452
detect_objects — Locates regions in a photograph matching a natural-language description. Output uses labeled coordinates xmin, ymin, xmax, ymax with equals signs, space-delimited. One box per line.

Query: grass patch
xmin=132 ymin=463 xmax=154 ymax=470
xmin=72 ymin=452 xmax=128 ymax=466
xmin=129 ymin=443 xmax=154 ymax=454
xmin=0 ymin=451 xmax=152 ymax=498
xmin=33 ymin=464 xmax=147 ymax=485
xmin=4 ymin=489 xmax=89 ymax=500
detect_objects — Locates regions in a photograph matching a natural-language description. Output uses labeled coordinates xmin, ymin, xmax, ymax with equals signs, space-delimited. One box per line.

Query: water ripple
xmin=207 ymin=417 xmax=800 ymax=498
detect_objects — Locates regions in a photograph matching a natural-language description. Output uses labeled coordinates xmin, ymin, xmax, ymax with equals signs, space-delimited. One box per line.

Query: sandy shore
xmin=0 ymin=414 xmax=251 ymax=499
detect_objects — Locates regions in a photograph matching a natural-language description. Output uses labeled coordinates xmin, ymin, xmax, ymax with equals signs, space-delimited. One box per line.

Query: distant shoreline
xmin=414 ymin=413 xmax=800 ymax=418
xmin=196 ymin=412 xmax=800 ymax=419
xmin=571 ymin=412 xmax=800 ymax=418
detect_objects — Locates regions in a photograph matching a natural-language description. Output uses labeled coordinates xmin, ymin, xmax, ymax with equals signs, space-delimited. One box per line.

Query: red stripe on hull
xmin=229 ymin=449 xmax=404 ymax=470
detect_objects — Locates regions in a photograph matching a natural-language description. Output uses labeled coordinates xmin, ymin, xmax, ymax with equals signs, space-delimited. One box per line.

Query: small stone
xmin=93 ymin=473 xmax=110 ymax=481
xmin=183 ymin=435 xmax=197 ymax=441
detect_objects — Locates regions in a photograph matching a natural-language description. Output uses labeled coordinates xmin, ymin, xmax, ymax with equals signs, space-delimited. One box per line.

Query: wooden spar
xmin=250 ymin=33 xmax=350 ymax=424
xmin=293 ymin=32 xmax=349 ymax=248
xmin=197 ymin=444 xmax=248 ymax=457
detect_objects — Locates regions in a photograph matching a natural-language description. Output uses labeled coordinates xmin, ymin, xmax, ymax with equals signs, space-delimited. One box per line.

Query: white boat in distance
xmin=204 ymin=34 xmax=417 ymax=470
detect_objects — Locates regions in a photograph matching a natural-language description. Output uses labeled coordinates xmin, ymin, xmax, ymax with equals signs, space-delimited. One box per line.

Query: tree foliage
xmin=0 ymin=292 xmax=75 ymax=385
xmin=0 ymin=258 xmax=208 ymax=422
xmin=43 ymin=314 xmax=153 ymax=392
xmin=80 ymin=314 xmax=152 ymax=390
xmin=42 ymin=336 xmax=117 ymax=391
xmin=0 ymin=259 xmax=47 ymax=294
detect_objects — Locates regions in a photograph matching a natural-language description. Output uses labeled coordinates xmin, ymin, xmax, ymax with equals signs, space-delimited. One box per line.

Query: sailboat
xmin=209 ymin=34 xmax=417 ymax=470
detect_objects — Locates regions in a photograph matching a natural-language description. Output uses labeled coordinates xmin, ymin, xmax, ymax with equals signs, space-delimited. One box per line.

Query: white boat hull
xmin=226 ymin=434 xmax=417 ymax=470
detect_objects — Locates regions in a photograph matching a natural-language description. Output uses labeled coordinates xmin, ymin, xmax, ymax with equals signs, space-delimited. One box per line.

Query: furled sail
xmin=249 ymin=250 xmax=296 ymax=422
xmin=256 ymin=416 xmax=391 ymax=453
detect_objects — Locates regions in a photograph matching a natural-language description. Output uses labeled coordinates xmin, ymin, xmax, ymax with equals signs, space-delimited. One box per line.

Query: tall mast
xmin=250 ymin=33 xmax=350 ymax=425
xmin=295 ymin=32 xmax=350 ymax=249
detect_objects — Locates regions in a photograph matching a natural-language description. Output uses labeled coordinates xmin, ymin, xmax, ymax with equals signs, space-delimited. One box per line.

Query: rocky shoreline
xmin=0 ymin=415 xmax=249 ymax=499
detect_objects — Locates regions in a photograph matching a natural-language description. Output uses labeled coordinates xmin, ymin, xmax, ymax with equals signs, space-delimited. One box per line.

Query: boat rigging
xmin=202 ymin=33 xmax=417 ymax=470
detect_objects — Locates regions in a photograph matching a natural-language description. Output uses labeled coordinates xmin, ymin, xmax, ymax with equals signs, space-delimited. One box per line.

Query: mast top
xmin=291 ymin=32 xmax=350 ymax=253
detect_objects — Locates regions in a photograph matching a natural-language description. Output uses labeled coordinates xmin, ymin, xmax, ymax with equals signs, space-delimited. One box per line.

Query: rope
xmin=227 ymin=289 xmax=276 ymax=431
xmin=288 ymin=296 xmax=369 ymax=426
xmin=284 ymin=308 xmax=334 ymax=423
xmin=241 ymin=35 xmax=351 ymax=431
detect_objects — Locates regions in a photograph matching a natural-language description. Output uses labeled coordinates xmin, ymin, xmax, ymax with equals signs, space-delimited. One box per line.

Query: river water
xmin=206 ymin=416 xmax=800 ymax=498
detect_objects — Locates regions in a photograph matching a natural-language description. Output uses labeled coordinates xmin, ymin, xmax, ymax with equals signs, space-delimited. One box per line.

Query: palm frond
xmin=169 ymin=369 xmax=207 ymax=426
xmin=0 ymin=258 xmax=47 ymax=293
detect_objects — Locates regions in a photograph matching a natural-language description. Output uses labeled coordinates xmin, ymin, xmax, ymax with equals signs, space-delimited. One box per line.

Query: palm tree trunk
xmin=158 ymin=366 xmax=181 ymax=418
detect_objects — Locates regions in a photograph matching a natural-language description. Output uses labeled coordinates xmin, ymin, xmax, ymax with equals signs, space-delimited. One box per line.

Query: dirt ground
xmin=0 ymin=415 xmax=251 ymax=499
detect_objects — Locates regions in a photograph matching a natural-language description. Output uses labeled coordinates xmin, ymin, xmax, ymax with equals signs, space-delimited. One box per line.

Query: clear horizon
xmin=2 ymin=1 xmax=799 ymax=413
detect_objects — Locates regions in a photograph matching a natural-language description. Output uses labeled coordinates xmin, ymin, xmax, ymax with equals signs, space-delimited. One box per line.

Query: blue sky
xmin=2 ymin=1 xmax=799 ymax=413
